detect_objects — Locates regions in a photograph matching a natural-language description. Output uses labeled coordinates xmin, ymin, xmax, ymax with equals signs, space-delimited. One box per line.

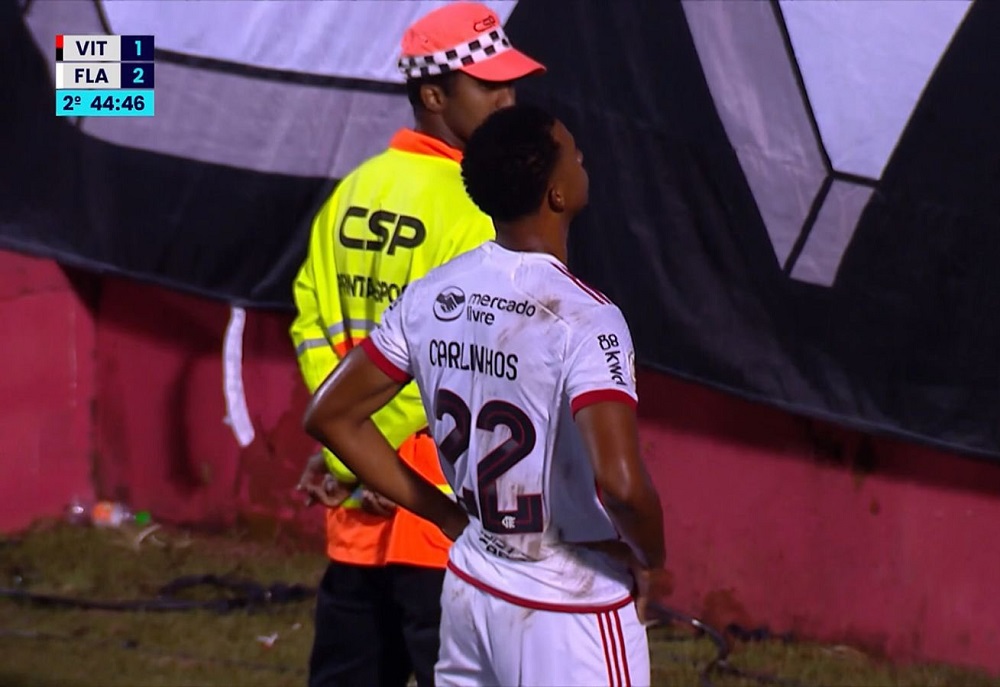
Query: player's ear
xmin=421 ymin=83 xmax=447 ymax=114
xmin=547 ymin=184 xmax=566 ymax=213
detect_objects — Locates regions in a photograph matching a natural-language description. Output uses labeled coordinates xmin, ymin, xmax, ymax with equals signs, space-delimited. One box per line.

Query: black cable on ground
xmin=0 ymin=574 xmax=317 ymax=613
xmin=1 ymin=574 xmax=813 ymax=687
xmin=651 ymin=603 xmax=729 ymax=687
xmin=650 ymin=602 xmax=814 ymax=687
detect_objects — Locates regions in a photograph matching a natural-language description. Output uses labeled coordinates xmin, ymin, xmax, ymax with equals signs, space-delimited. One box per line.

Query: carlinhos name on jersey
xmin=429 ymin=339 xmax=518 ymax=380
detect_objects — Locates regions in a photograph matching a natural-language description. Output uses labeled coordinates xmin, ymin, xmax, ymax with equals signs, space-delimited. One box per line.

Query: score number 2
xmin=122 ymin=62 xmax=155 ymax=89
xmin=435 ymin=389 xmax=543 ymax=534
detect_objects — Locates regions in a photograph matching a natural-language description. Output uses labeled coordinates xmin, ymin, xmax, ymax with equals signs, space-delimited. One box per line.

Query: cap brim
xmin=460 ymin=48 xmax=546 ymax=82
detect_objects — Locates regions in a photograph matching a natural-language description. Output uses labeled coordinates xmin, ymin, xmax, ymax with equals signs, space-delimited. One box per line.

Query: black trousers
xmin=308 ymin=560 xmax=445 ymax=687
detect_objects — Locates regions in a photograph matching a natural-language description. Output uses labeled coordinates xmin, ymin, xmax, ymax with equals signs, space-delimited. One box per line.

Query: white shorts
xmin=435 ymin=566 xmax=650 ymax=687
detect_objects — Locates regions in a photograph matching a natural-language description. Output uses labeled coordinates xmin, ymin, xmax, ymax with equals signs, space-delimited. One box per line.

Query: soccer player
xmin=303 ymin=104 xmax=671 ymax=686
xmin=289 ymin=4 xmax=545 ymax=686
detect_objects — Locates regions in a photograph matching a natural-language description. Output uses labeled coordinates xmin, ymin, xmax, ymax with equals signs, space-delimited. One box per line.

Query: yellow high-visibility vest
xmin=290 ymin=128 xmax=495 ymax=481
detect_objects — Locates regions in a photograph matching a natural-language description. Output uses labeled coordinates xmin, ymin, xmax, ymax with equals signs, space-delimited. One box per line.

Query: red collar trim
xmin=389 ymin=129 xmax=463 ymax=163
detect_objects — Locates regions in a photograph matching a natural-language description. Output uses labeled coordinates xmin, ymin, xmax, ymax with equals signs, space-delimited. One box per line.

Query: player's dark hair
xmin=406 ymin=72 xmax=456 ymax=111
xmin=461 ymin=104 xmax=559 ymax=222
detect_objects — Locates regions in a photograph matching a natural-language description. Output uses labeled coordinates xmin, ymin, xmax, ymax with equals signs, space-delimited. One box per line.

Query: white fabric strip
xmin=222 ymin=305 xmax=255 ymax=448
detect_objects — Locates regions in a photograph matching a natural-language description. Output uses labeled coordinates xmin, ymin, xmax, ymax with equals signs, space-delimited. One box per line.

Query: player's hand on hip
xmin=296 ymin=452 xmax=353 ymax=508
xmin=580 ymin=541 xmax=674 ymax=624
xmin=440 ymin=507 xmax=470 ymax=542
xmin=633 ymin=566 xmax=674 ymax=625
xmin=360 ymin=488 xmax=397 ymax=517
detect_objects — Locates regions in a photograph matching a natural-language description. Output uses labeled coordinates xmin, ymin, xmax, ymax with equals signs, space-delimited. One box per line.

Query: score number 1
xmin=121 ymin=35 xmax=154 ymax=61
xmin=121 ymin=35 xmax=155 ymax=89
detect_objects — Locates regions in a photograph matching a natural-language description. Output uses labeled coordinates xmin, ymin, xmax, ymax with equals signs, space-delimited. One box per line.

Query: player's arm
xmin=575 ymin=402 xmax=665 ymax=569
xmin=566 ymin=309 xmax=666 ymax=570
xmin=302 ymin=298 xmax=468 ymax=540
xmin=577 ymin=399 xmax=672 ymax=623
xmin=567 ymin=307 xmax=671 ymax=620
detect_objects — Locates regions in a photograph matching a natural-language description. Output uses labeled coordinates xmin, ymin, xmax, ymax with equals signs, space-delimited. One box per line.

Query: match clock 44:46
xmin=56 ymin=89 xmax=155 ymax=117
xmin=90 ymin=94 xmax=145 ymax=111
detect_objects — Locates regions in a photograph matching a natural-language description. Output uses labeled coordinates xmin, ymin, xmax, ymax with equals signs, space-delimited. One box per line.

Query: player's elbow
xmin=301 ymin=403 xmax=323 ymax=440
xmin=301 ymin=401 xmax=329 ymax=444
xmin=595 ymin=464 xmax=659 ymax=516
xmin=302 ymin=393 xmax=349 ymax=448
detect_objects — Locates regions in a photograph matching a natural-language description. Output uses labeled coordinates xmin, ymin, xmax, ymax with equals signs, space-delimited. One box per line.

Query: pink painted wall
xmin=637 ymin=376 xmax=1000 ymax=673
xmin=0 ymin=251 xmax=96 ymax=531
xmin=92 ymin=276 xmax=321 ymax=541
xmin=1 ymin=248 xmax=997 ymax=674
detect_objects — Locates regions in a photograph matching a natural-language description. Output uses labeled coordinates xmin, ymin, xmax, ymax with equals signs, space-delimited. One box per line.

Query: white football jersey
xmin=365 ymin=242 xmax=640 ymax=609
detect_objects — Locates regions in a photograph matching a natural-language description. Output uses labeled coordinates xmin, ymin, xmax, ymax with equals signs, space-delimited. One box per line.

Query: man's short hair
xmin=461 ymin=105 xmax=559 ymax=222
xmin=406 ymin=73 xmax=456 ymax=111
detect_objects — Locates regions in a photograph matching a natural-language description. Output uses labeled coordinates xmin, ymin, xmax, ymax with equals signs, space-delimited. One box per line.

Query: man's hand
xmin=360 ymin=488 xmax=397 ymax=517
xmin=633 ymin=566 xmax=674 ymax=625
xmin=296 ymin=452 xmax=354 ymax=508
xmin=304 ymin=346 xmax=475 ymax=539
xmin=582 ymin=539 xmax=673 ymax=624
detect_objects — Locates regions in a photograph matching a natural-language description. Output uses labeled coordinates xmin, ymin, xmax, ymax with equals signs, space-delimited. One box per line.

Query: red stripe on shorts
xmin=604 ymin=611 xmax=624 ymax=685
xmin=597 ymin=612 xmax=617 ymax=686
xmin=613 ymin=609 xmax=632 ymax=686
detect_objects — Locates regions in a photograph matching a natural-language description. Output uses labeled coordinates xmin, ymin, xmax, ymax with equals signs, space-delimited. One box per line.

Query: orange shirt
xmin=326 ymin=431 xmax=450 ymax=568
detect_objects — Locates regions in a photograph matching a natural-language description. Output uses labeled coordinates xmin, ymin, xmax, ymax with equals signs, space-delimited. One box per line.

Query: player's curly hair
xmin=461 ymin=105 xmax=559 ymax=222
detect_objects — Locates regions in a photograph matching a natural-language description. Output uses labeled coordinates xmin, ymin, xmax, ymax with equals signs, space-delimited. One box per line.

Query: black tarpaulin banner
xmin=6 ymin=0 xmax=1000 ymax=458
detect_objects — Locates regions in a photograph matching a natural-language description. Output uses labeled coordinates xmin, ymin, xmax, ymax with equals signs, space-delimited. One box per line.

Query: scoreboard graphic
xmin=55 ymin=34 xmax=155 ymax=117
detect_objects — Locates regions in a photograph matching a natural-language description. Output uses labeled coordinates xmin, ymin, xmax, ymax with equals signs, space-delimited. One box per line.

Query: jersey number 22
xmin=434 ymin=389 xmax=544 ymax=534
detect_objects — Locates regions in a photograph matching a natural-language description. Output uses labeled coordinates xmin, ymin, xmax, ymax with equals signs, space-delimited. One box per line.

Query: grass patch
xmin=1 ymin=521 xmax=996 ymax=687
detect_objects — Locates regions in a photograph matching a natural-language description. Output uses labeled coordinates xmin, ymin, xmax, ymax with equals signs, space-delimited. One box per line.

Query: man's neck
xmin=495 ymin=218 xmax=569 ymax=264
xmin=414 ymin=119 xmax=463 ymax=152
